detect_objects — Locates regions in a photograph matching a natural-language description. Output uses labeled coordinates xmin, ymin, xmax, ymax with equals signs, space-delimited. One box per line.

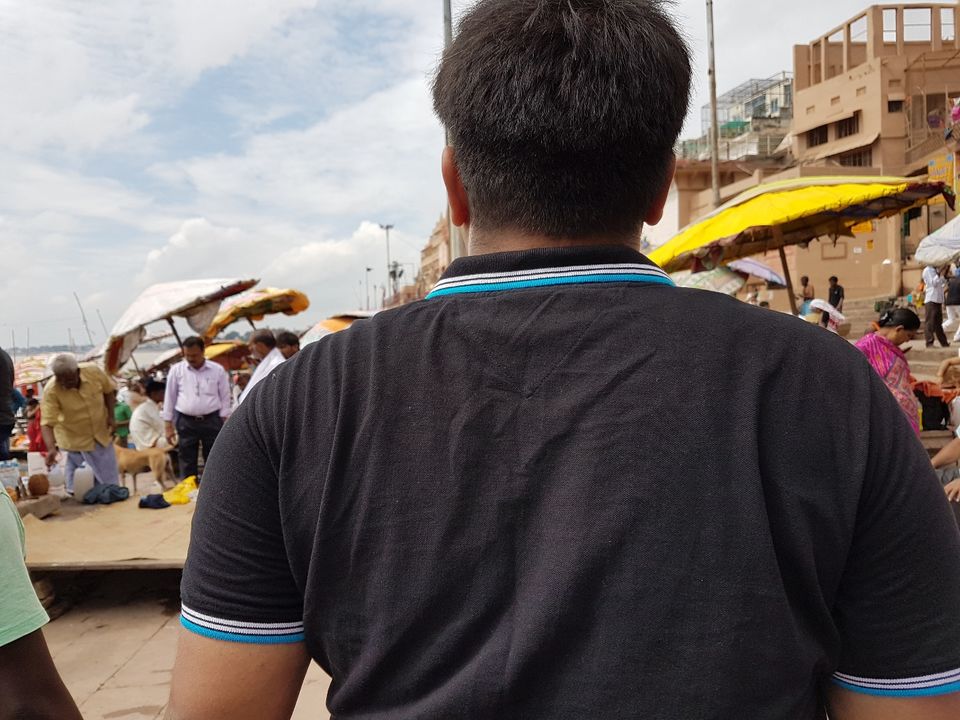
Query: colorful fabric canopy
xmin=13 ymin=355 xmax=53 ymax=388
xmin=300 ymin=312 xmax=375 ymax=348
xmin=671 ymin=268 xmax=745 ymax=296
xmin=104 ymin=278 xmax=257 ymax=374
xmin=650 ymin=176 xmax=954 ymax=274
xmin=203 ymin=287 xmax=310 ymax=342
xmin=147 ymin=341 xmax=251 ymax=374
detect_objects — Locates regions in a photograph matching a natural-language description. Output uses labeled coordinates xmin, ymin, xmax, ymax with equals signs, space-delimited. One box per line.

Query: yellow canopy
xmin=204 ymin=287 xmax=310 ymax=341
xmin=300 ymin=312 xmax=375 ymax=348
xmin=146 ymin=341 xmax=251 ymax=374
xmin=650 ymin=176 xmax=953 ymax=274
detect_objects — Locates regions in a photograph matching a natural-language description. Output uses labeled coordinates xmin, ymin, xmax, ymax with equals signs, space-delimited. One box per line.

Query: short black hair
xmin=146 ymin=379 xmax=166 ymax=395
xmin=276 ymin=331 xmax=300 ymax=348
xmin=800 ymin=276 xmax=809 ymax=284
xmin=433 ymin=0 xmax=691 ymax=240
xmin=829 ymin=276 xmax=839 ymax=283
xmin=183 ymin=336 xmax=205 ymax=350
xmin=250 ymin=329 xmax=277 ymax=349
xmin=878 ymin=307 xmax=921 ymax=331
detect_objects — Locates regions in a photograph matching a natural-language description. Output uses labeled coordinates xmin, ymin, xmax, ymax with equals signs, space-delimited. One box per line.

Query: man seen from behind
xmin=167 ymin=2 xmax=960 ymax=718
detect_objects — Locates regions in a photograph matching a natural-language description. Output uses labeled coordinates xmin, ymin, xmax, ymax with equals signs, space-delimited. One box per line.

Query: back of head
xmin=50 ymin=353 xmax=79 ymax=378
xmin=433 ymin=0 xmax=691 ymax=240
xmin=276 ymin=331 xmax=300 ymax=348
xmin=878 ymin=307 xmax=921 ymax=331
xmin=250 ymin=329 xmax=277 ymax=349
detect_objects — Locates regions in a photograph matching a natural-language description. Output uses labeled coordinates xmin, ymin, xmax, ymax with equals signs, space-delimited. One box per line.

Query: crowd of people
xmin=3 ymin=1 xmax=960 ymax=715
xmin=795 ymin=274 xmax=846 ymax=329
xmin=0 ymin=328 xmax=300 ymax=492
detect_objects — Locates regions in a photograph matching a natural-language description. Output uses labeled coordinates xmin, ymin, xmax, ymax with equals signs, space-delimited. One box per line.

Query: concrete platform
xmin=23 ymin=496 xmax=193 ymax=572
xmin=43 ymin=571 xmax=331 ymax=719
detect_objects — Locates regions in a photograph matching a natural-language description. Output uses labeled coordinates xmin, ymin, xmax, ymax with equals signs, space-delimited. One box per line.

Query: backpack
xmin=916 ymin=388 xmax=950 ymax=431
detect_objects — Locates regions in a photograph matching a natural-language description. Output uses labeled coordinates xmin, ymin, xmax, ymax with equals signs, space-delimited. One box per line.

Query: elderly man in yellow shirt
xmin=40 ymin=354 xmax=121 ymax=495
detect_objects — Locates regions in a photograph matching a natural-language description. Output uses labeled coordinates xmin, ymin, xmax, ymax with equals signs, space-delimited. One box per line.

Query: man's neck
xmin=466 ymin=229 xmax=643 ymax=256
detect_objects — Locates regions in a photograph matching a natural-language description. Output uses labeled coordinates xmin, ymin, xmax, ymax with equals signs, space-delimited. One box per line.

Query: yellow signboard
xmin=928 ymin=153 xmax=956 ymax=204
xmin=851 ymin=220 xmax=874 ymax=234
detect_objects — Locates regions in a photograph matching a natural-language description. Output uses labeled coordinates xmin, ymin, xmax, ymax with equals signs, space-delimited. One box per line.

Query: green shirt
xmin=114 ymin=402 xmax=133 ymax=440
xmin=0 ymin=492 xmax=48 ymax=647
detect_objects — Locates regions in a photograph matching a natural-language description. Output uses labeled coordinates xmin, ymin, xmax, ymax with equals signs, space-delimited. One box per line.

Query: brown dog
xmin=114 ymin=444 xmax=176 ymax=491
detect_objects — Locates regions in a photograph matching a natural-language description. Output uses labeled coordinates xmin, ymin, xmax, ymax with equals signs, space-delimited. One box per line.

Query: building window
xmin=888 ymin=99 xmax=904 ymax=113
xmin=944 ymin=8 xmax=956 ymax=42
xmin=903 ymin=8 xmax=931 ymax=42
xmin=850 ymin=15 xmax=868 ymax=44
xmin=837 ymin=148 xmax=873 ymax=167
xmin=807 ymin=125 xmax=828 ymax=147
xmin=770 ymin=99 xmax=779 ymax=115
xmin=836 ymin=113 xmax=859 ymax=139
xmin=883 ymin=8 xmax=898 ymax=43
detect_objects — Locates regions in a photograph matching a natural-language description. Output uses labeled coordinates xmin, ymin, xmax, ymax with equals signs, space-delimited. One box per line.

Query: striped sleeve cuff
xmin=832 ymin=668 xmax=960 ymax=697
xmin=180 ymin=604 xmax=305 ymax=645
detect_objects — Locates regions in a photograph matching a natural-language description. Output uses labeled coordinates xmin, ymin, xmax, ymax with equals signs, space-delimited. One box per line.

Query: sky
xmin=0 ymin=0 xmax=940 ymax=348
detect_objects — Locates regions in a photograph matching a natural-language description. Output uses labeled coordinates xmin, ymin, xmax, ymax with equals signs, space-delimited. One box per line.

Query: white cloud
xmin=0 ymin=0 xmax=322 ymax=154
xmin=160 ymin=0 xmax=321 ymax=80
xmin=153 ymin=76 xmax=447 ymax=227
xmin=136 ymin=218 xmax=424 ymax=324
xmin=3 ymin=0 xmax=942 ymax=348
xmin=0 ymin=154 xmax=170 ymax=232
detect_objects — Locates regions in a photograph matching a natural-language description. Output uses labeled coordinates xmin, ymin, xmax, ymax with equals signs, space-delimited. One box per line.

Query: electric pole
xmin=443 ymin=0 xmax=462 ymax=260
xmin=365 ymin=267 xmax=372 ymax=311
xmin=706 ymin=0 xmax=721 ymax=208
xmin=380 ymin=224 xmax=394 ymax=297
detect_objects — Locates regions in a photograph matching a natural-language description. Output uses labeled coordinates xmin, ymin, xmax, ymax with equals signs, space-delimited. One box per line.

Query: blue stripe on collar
xmin=427 ymin=266 xmax=674 ymax=299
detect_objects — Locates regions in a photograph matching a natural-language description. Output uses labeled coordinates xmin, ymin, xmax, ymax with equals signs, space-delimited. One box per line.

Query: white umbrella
xmin=103 ymin=278 xmax=257 ymax=374
xmin=915 ymin=215 xmax=960 ymax=266
xmin=809 ymin=299 xmax=846 ymax=323
xmin=728 ymin=258 xmax=786 ymax=287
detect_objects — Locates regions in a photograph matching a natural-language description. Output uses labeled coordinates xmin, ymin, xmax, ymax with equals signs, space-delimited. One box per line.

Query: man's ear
xmin=442 ymin=147 xmax=470 ymax=227
xmin=643 ymin=155 xmax=677 ymax=227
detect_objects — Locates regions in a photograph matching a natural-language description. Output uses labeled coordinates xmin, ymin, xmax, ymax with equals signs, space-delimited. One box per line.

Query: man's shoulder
xmin=205 ymin=361 xmax=228 ymax=376
xmin=79 ymin=363 xmax=106 ymax=378
xmin=666 ymin=288 xmax=863 ymax=363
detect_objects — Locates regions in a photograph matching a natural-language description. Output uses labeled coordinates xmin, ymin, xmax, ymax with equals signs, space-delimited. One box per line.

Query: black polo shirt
xmin=181 ymin=245 xmax=960 ymax=719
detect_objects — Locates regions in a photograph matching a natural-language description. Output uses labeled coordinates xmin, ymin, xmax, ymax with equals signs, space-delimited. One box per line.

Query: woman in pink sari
xmin=855 ymin=308 xmax=921 ymax=434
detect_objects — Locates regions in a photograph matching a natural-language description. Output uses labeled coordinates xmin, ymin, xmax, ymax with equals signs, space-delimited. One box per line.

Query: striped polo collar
xmin=426 ymin=245 xmax=673 ymax=300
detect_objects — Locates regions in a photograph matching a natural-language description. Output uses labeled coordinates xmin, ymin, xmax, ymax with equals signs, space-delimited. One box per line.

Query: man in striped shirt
xmin=167 ymin=2 xmax=960 ymax=718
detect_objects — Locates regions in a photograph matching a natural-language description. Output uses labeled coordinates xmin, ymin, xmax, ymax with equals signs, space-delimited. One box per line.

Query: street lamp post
xmin=442 ymin=0 xmax=462 ymax=261
xmin=365 ymin=267 xmax=373 ymax=311
xmin=706 ymin=0 xmax=721 ymax=208
xmin=379 ymin=223 xmax=394 ymax=297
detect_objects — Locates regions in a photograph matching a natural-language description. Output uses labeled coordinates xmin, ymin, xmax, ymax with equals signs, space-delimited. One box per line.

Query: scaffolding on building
xmin=701 ymin=71 xmax=794 ymax=136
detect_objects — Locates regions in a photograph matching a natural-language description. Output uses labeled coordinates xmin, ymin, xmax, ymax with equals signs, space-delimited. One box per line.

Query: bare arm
xmin=936 ymin=357 xmax=960 ymax=382
xmin=827 ymin=685 xmax=960 ymax=720
xmin=932 ymin=437 xmax=960 ymax=469
xmin=0 ymin=629 xmax=83 ymax=720
xmin=165 ymin=629 xmax=309 ymax=720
